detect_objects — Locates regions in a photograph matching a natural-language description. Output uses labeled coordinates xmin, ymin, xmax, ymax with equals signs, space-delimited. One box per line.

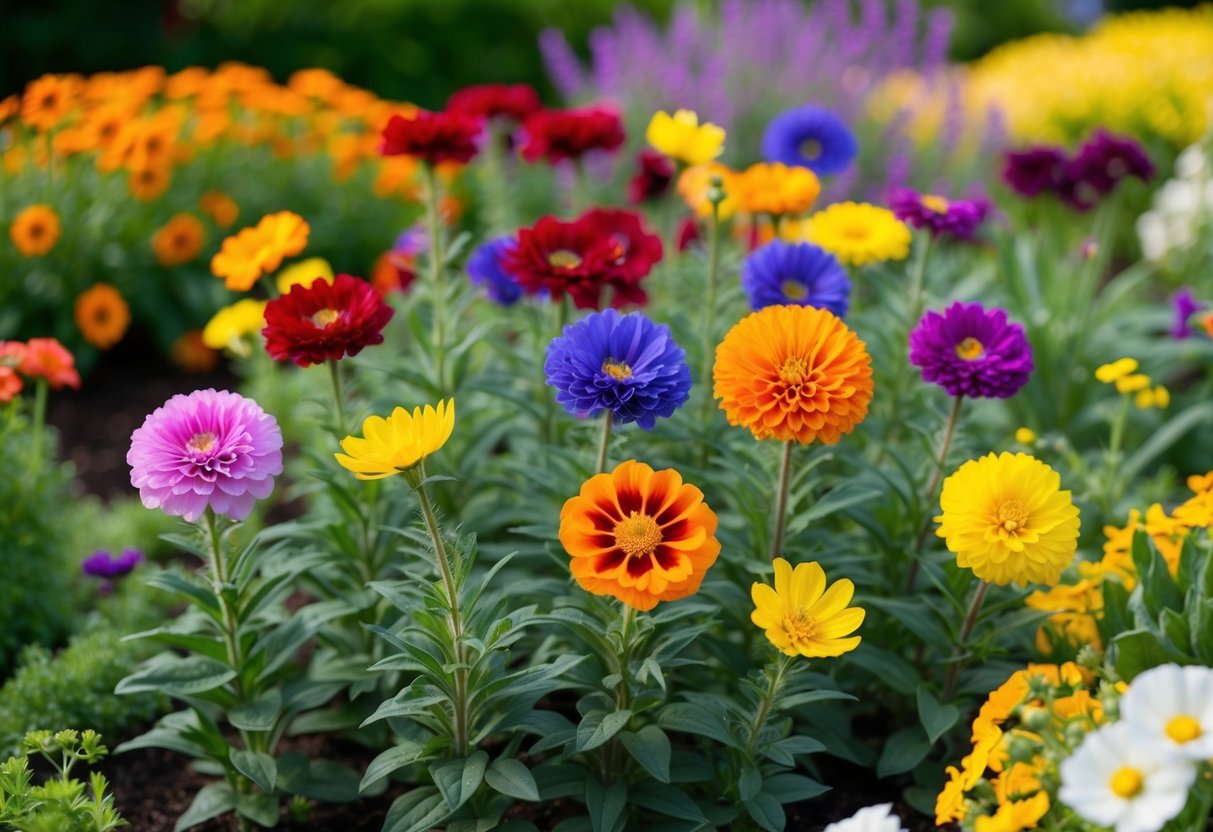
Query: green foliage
xmin=0 ymin=729 xmax=126 ymax=832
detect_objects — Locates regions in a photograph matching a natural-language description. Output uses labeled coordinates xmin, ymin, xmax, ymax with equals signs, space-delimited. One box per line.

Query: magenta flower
xmin=909 ymin=302 xmax=1033 ymax=399
xmin=888 ymin=188 xmax=990 ymax=239
xmin=128 ymin=389 xmax=283 ymax=522
xmin=82 ymin=548 xmax=144 ymax=579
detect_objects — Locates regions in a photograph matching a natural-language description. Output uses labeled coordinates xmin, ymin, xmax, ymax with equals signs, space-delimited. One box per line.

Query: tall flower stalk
xmin=422 ymin=163 xmax=450 ymax=393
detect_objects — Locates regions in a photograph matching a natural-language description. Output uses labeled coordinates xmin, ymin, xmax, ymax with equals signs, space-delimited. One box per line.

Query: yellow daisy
xmin=750 ymin=557 xmax=864 ymax=658
xmin=646 ymin=109 xmax=725 ymax=166
xmin=202 ymin=299 xmax=268 ymax=356
xmin=335 ymin=400 xmax=455 ymax=480
xmin=802 ymin=201 xmax=911 ymax=266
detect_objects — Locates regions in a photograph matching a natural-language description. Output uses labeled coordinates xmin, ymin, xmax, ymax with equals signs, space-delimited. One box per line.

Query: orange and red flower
xmin=519 ymin=106 xmax=625 ymax=164
xmin=380 ymin=110 xmax=482 ymax=165
xmin=559 ymin=459 xmax=720 ymax=611
xmin=262 ymin=273 xmax=394 ymax=367
xmin=20 ymin=338 xmax=81 ymax=390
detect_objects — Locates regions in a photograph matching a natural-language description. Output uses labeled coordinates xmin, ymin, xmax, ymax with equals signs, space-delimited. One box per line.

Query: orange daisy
xmin=10 ymin=204 xmax=61 ymax=257
xmin=198 ymin=191 xmax=239 ymax=228
xmin=714 ymin=304 xmax=873 ymax=444
xmin=21 ymin=74 xmax=77 ymax=131
xmin=128 ymin=164 xmax=172 ymax=201
xmin=74 ymin=284 xmax=131 ymax=349
xmin=152 ymin=214 xmax=206 ymax=267
xmin=559 ymin=459 xmax=720 ymax=611
xmin=210 ymin=211 xmax=310 ymax=291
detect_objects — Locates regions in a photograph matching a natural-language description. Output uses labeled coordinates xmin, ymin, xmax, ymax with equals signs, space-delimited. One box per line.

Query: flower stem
xmin=413 ymin=472 xmax=470 ymax=757
xmin=942 ymin=580 xmax=990 ymax=701
xmin=328 ymin=358 xmax=347 ymax=436
xmin=769 ymin=441 xmax=795 ymax=559
xmin=698 ymin=198 xmax=724 ymax=432
xmin=595 ymin=411 xmax=613 ymax=474
xmin=28 ymin=377 xmax=48 ymax=474
xmin=906 ymin=395 xmax=964 ymax=591
xmin=422 ymin=163 xmax=448 ymax=394
xmin=605 ymin=603 xmax=636 ymax=774
xmin=744 ymin=654 xmax=794 ymax=759
xmin=906 ymin=232 xmax=935 ymax=326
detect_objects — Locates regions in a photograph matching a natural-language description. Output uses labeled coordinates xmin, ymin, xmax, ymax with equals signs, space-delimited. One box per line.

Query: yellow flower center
xmin=955 ymin=337 xmax=985 ymax=360
xmin=996 ymin=500 xmax=1029 ymax=533
xmin=311 ymin=308 xmax=340 ymax=328
xmin=1165 ymin=715 xmax=1202 ymax=744
xmin=779 ymin=355 xmax=810 ymax=385
xmin=1109 ymin=766 xmax=1143 ymax=799
xmin=799 ymin=138 xmax=823 ymax=160
xmin=780 ymin=607 xmax=817 ymax=644
xmin=922 ymin=194 xmax=950 ymax=214
xmin=548 ymin=249 xmax=583 ymax=269
xmin=840 ymin=224 xmax=869 ymax=241
xmin=187 ymin=432 xmax=217 ymax=454
xmin=602 ymin=359 xmax=633 ymax=381
xmin=782 ymin=280 xmax=808 ymax=300
xmin=614 ymin=512 xmax=662 ymax=559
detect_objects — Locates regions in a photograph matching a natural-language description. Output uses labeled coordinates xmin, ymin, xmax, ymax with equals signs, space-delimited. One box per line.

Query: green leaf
xmin=877 ymin=725 xmax=930 ymax=778
xmin=1122 ymin=401 xmax=1213 ymax=482
xmin=230 ymin=749 xmax=277 ymax=795
xmin=430 ymin=751 xmax=487 ymax=811
xmin=485 ymin=757 xmax=540 ymax=802
xmin=763 ymin=773 xmax=829 ymax=804
xmin=361 ymin=692 xmax=447 ymax=726
xmin=629 ymin=781 xmax=709 ymax=822
xmin=576 ymin=710 xmax=632 ymax=752
xmin=744 ymin=793 xmax=785 ymax=832
xmin=174 ymin=782 xmax=236 ymax=831
xmin=585 ymin=778 xmax=627 ymax=832
xmin=146 ymin=570 xmax=221 ymax=615
xmin=619 ymin=726 xmax=671 ymax=784
xmin=117 ymin=656 xmax=236 ymax=697
xmin=1112 ymin=630 xmax=1193 ymax=681
xmin=916 ymin=686 xmax=960 ymax=744
xmin=382 ymin=787 xmax=450 ymax=832
xmin=236 ymin=791 xmax=279 ymax=827
xmin=361 ymin=740 xmax=428 ymax=793
xmin=738 ymin=764 xmax=762 ymax=802
xmin=229 ymin=691 xmax=282 ymax=733
xmin=658 ymin=703 xmax=736 ymax=748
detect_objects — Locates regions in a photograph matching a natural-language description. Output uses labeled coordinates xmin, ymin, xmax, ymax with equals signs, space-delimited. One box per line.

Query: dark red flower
xmin=627 ymin=150 xmax=675 ymax=204
xmin=1064 ymin=130 xmax=1154 ymax=209
xmin=581 ymin=208 xmax=663 ymax=282
xmin=677 ymin=217 xmax=701 ymax=251
xmin=447 ymin=84 xmax=541 ymax=122
xmin=263 ymin=274 xmax=395 ymax=367
xmin=380 ymin=110 xmax=482 ymax=165
xmin=1001 ymin=146 xmax=1068 ymax=199
xmin=519 ymin=106 xmax=625 ymax=164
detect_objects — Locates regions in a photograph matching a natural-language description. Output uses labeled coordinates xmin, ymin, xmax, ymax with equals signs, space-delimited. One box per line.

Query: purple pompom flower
xmin=909 ymin=302 xmax=1034 ymax=399
xmin=888 ymin=188 xmax=990 ymax=240
xmin=741 ymin=241 xmax=851 ymax=316
xmin=128 ymin=389 xmax=283 ymax=522
xmin=82 ymin=548 xmax=144 ymax=579
xmin=1171 ymin=288 xmax=1204 ymax=339
xmin=544 ymin=308 xmax=691 ymax=429
xmin=467 ymin=237 xmax=525 ymax=306
xmin=1001 ymin=146 xmax=1068 ymax=198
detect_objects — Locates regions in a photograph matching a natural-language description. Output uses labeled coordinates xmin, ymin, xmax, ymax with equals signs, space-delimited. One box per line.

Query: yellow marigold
xmin=1141 ymin=503 xmax=1186 ymax=571
xmin=170 ymin=329 xmax=219 ymax=373
xmin=750 ymin=557 xmax=864 ymax=658
xmin=199 ymin=190 xmax=239 ymax=228
xmin=1134 ymin=385 xmax=1169 ymax=409
xmin=210 ymin=211 xmax=310 ymax=291
xmin=1051 ymin=689 xmax=1103 ymax=722
xmin=1094 ymin=357 xmax=1138 ymax=383
xmin=993 ymin=759 xmax=1044 ymax=805
xmin=936 ymin=452 xmax=1080 ymax=586
xmin=21 ymin=74 xmax=77 ymax=131
xmin=1173 ymin=489 xmax=1213 ymax=529
xmin=152 ymin=214 xmax=205 ymax=267
xmin=676 ymin=162 xmax=740 ymax=220
xmin=936 ymin=766 xmax=972 ymax=824
xmin=74 ymin=284 xmax=131 ymax=350
xmin=128 ymin=164 xmax=172 ymax=201
xmin=1026 ymin=580 xmax=1103 ymax=655
xmin=275 ymin=257 xmax=334 ymax=294
xmin=802 ymin=201 xmax=911 ymax=266
xmin=713 ymin=305 xmax=874 ymax=444
xmin=335 ymin=400 xmax=455 ymax=480
xmin=973 ymin=791 xmax=1049 ymax=832
xmin=645 ymin=109 xmax=726 ymax=166
xmin=1189 ymin=471 xmax=1213 ymax=493
xmin=9 ymin=204 xmax=61 ymax=257
xmin=1114 ymin=373 xmax=1150 ymax=394
xmin=559 ymin=460 xmax=720 ymax=611
xmin=734 ymin=162 xmax=821 ymax=216
xmin=201 ymin=299 xmax=268 ymax=356
xmin=1014 ymin=427 xmax=1036 ymax=445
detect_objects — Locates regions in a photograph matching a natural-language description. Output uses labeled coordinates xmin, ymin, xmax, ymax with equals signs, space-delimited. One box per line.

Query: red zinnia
xmin=581 ymin=208 xmax=663 ymax=282
xmin=519 ymin=106 xmax=625 ymax=164
xmin=262 ymin=273 xmax=395 ymax=367
xmin=627 ymin=150 xmax=675 ymax=204
xmin=447 ymin=84 xmax=541 ymax=122
xmin=380 ymin=110 xmax=482 ymax=165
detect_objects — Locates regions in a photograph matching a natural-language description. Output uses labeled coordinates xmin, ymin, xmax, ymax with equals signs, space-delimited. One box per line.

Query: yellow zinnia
xmin=276 ymin=256 xmax=334 ymax=294
xmin=335 ymin=400 xmax=455 ymax=480
xmin=646 ymin=109 xmax=725 ymax=166
xmin=935 ymin=452 xmax=1081 ymax=587
xmin=802 ymin=201 xmax=911 ymax=266
xmin=750 ymin=557 xmax=864 ymax=658
xmin=202 ymin=298 xmax=268 ymax=355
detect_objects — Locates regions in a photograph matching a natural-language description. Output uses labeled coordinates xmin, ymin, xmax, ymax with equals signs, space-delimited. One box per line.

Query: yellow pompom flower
xmin=802 ymin=202 xmax=911 ymax=266
xmin=1094 ymin=357 xmax=1138 ymax=383
xmin=936 ymin=452 xmax=1081 ymax=586
xmin=202 ymin=298 xmax=268 ymax=356
xmin=1114 ymin=373 xmax=1150 ymax=394
xmin=750 ymin=557 xmax=864 ymax=658
xmin=1014 ymin=427 xmax=1037 ymax=445
xmin=276 ymin=257 xmax=334 ymax=294
xmin=646 ymin=109 xmax=725 ymax=166
xmin=1135 ymin=385 xmax=1170 ymax=409
xmin=335 ymin=400 xmax=455 ymax=480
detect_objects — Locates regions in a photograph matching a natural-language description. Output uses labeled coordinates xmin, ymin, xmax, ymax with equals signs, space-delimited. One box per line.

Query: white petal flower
xmin=1059 ymin=722 xmax=1195 ymax=832
xmin=823 ymin=803 xmax=906 ymax=832
xmin=1158 ymin=180 xmax=1201 ymax=215
xmin=1136 ymin=211 xmax=1168 ymax=261
xmin=1175 ymin=144 xmax=1207 ymax=179
xmin=1120 ymin=663 xmax=1213 ymax=760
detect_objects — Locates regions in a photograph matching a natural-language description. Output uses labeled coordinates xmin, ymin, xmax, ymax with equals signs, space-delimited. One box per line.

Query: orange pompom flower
xmin=559 ymin=459 xmax=720 ymax=611
xmin=152 ymin=214 xmax=206 ymax=267
xmin=10 ymin=204 xmax=61 ymax=257
xmin=20 ymin=338 xmax=81 ymax=390
xmin=74 ymin=284 xmax=131 ymax=349
xmin=210 ymin=211 xmax=310 ymax=291
xmin=713 ymin=304 xmax=873 ymax=444
xmin=199 ymin=191 xmax=239 ymax=228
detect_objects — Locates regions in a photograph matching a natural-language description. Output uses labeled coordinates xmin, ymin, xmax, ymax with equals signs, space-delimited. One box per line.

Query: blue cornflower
xmin=761 ymin=105 xmax=858 ymax=176
xmin=741 ymin=241 xmax=851 ymax=317
xmin=544 ymin=309 xmax=691 ymax=430
xmin=467 ymin=236 xmax=524 ymax=306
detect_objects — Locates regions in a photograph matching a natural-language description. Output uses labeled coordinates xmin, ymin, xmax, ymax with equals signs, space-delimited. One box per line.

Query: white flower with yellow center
xmin=823 ymin=803 xmax=906 ymax=832
xmin=1058 ymin=722 xmax=1195 ymax=832
xmin=1120 ymin=664 xmax=1213 ymax=760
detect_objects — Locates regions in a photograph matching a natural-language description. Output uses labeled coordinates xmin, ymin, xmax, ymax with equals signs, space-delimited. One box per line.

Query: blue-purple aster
xmin=888 ymin=188 xmax=991 ymax=240
xmin=1171 ymin=288 xmax=1204 ymax=339
xmin=467 ymin=236 xmax=525 ymax=306
xmin=740 ymin=241 xmax=851 ymax=317
xmin=544 ymin=308 xmax=691 ymax=429
xmin=761 ymin=105 xmax=858 ymax=176
xmin=82 ymin=548 xmax=144 ymax=579
xmin=909 ymin=302 xmax=1034 ymax=399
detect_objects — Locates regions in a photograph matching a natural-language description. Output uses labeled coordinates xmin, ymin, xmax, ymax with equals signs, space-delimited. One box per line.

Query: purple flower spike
xmin=128 ymin=389 xmax=283 ymax=523
xmin=82 ymin=548 xmax=144 ymax=579
xmin=888 ymin=188 xmax=990 ymax=240
xmin=1171 ymin=289 xmax=1204 ymax=339
xmin=909 ymin=302 xmax=1034 ymax=399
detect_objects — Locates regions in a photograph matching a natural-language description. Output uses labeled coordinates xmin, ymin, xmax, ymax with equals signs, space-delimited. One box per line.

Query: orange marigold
xmin=74 ymin=284 xmax=131 ymax=349
xmin=559 ymin=459 xmax=720 ymax=611
xmin=152 ymin=214 xmax=206 ymax=267
xmin=128 ymin=164 xmax=172 ymax=201
xmin=734 ymin=162 xmax=821 ymax=217
xmin=198 ymin=190 xmax=239 ymax=228
xmin=209 ymin=211 xmax=310 ymax=291
xmin=21 ymin=74 xmax=77 ymax=131
xmin=9 ymin=204 xmax=61 ymax=257
xmin=713 ymin=304 xmax=874 ymax=444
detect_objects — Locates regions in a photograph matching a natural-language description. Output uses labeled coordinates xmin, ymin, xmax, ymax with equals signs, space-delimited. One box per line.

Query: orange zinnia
xmin=20 ymin=338 xmax=81 ymax=390
xmin=128 ymin=164 xmax=172 ymax=201
xmin=714 ymin=304 xmax=873 ymax=444
xmin=21 ymin=74 xmax=77 ymax=131
xmin=734 ymin=162 xmax=821 ymax=217
xmin=559 ymin=460 xmax=720 ymax=611
xmin=152 ymin=213 xmax=205 ymax=266
xmin=9 ymin=204 xmax=61 ymax=257
xmin=210 ymin=211 xmax=310 ymax=291
xmin=75 ymin=284 xmax=131 ymax=349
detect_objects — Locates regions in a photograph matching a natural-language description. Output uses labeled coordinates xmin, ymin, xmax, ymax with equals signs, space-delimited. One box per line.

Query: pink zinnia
xmin=128 ymin=389 xmax=283 ymax=522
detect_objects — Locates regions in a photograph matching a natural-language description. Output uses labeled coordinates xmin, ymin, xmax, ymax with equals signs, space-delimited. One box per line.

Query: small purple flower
xmin=467 ymin=237 xmax=525 ymax=306
xmin=888 ymin=188 xmax=990 ymax=239
xmin=1067 ymin=130 xmax=1154 ymax=198
xmin=1171 ymin=288 xmax=1204 ymax=339
xmin=909 ymin=302 xmax=1034 ymax=399
xmin=128 ymin=389 xmax=283 ymax=523
xmin=544 ymin=309 xmax=691 ymax=430
xmin=82 ymin=548 xmax=144 ymax=579
xmin=1001 ymin=146 xmax=1069 ymax=198
xmin=394 ymin=224 xmax=429 ymax=257
xmin=741 ymin=241 xmax=851 ymax=316
xmin=761 ymin=104 xmax=858 ymax=176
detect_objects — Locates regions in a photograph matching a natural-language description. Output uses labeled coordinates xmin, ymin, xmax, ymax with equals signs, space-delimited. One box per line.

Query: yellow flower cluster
xmin=937 ymin=663 xmax=1108 ymax=831
xmin=1095 ymin=357 xmax=1169 ymax=410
